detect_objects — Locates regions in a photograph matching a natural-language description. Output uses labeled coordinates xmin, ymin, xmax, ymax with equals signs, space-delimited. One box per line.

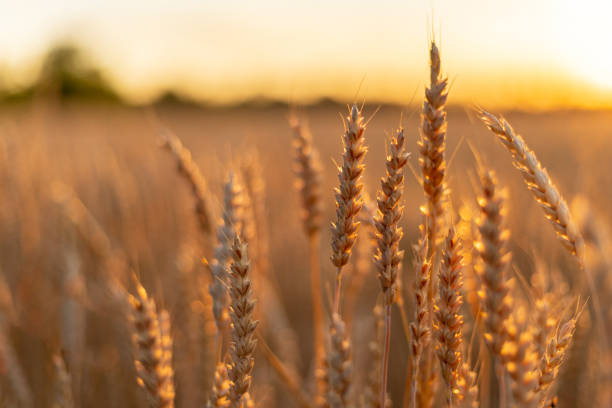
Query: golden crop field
xmin=1 ymin=59 xmax=612 ymax=407
xmin=2 ymin=2 xmax=612 ymax=405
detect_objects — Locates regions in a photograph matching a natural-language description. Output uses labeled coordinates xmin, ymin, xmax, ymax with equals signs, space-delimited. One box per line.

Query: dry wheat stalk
xmin=161 ymin=128 xmax=214 ymax=236
xmin=326 ymin=313 xmax=352 ymax=408
xmin=435 ymin=227 xmax=469 ymax=406
xmin=227 ymin=237 xmax=258 ymax=408
xmin=373 ymin=127 xmax=409 ymax=407
xmin=52 ymin=354 xmax=74 ymax=408
xmin=537 ymin=310 xmax=579 ymax=406
xmin=207 ymin=363 xmax=231 ymax=408
xmin=502 ymin=312 xmax=539 ymax=408
xmin=128 ymin=279 xmax=175 ymax=408
xmin=331 ymin=104 xmax=367 ymax=313
xmin=409 ymin=224 xmax=432 ymax=408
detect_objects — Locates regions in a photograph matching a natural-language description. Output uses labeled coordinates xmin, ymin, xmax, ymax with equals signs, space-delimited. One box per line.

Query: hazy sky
xmin=2 ymin=1 xmax=612 ymax=108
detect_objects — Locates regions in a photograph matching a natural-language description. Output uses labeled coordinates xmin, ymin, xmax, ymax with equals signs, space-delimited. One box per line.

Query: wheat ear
xmin=208 ymin=173 xmax=244 ymax=350
xmin=326 ymin=313 xmax=352 ymax=408
xmin=161 ymin=129 xmax=214 ymax=237
xmin=479 ymin=111 xmax=582 ymax=258
xmin=418 ymin=40 xmax=449 ymax=408
xmin=128 ymin=279 xmax=175 ymax=408
xmin=479 ymin=110 xmax=608 ymax=352
xmin=435 ymin=227 xmax=469 ymax=407
xmin=373 ymin=128 xmax=409 ymax=406
xmin=227 ymin=237 xmax=258 ymax=408
xmin=409 ymin=224 xmax=431 ymax=408
xmin=331 ymin=104 xmax=367 ymax=313
xmin=475 ymin=170 xmax=512 ymax=407
xmin=502 ymin=312 xmax=539 ymax=408
xmin=52 ymin=354 xmax=74 ymax=408
xmin=207 ymin=363 xmax=231 ymax=408
xmin=290 ymin=114 xmax=323 ymax=237
xmin=537 ymin=310 xmax=579 ymax=406
xmin=289 ymin=114 xmax=326 ymax=405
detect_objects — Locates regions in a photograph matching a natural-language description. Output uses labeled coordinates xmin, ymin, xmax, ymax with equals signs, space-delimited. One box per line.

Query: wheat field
xmin=0 ymin=43 xmax=611 ymax=408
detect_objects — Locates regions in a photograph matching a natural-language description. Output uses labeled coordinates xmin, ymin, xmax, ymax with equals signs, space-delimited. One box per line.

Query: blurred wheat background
xmin=1 ymin=1 xmax=612 ymax=408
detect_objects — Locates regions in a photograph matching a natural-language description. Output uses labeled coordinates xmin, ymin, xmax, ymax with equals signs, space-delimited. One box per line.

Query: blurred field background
xmin=1 ymin=1 xmax=612 ymax=407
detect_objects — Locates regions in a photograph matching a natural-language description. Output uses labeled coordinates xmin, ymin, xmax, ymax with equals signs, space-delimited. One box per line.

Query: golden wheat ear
xmin=128 ymin=277 xmax=176 ymax=408
xmin=227 ymin=236 xmax=258 ymax=408
xmin=330 ymin=104 xmax=367 ymax=314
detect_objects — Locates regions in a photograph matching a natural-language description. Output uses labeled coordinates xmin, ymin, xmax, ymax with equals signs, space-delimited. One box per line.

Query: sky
xmin=1 ymin=0 xmax=612 ymax=108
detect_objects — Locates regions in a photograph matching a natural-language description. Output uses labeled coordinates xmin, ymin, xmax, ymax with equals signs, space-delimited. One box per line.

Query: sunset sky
xmin=2 ymin=1 xmax=612 ymax=108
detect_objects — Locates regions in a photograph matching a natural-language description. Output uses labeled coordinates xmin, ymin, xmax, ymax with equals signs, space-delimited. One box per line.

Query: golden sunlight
xmin=558 ymin=1 xmax=612 ymax=89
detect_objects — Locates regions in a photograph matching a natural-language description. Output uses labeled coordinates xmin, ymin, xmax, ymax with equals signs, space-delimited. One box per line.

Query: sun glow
xmin=557 ymin=1 xmax=612 ymax=89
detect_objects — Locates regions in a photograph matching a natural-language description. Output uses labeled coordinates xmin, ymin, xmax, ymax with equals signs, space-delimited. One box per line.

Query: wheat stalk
xmin=331 ymin=104 xmax=367 ymax=313
xmin=227 ymin=237 xmax=258 ymax=408
xmin=128 ymin=278 xmax=175 ymax=408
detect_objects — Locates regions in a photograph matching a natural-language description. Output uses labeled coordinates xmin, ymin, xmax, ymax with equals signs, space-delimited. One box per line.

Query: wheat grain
xmin=227 ymin=237 xmax=258 ymax=408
